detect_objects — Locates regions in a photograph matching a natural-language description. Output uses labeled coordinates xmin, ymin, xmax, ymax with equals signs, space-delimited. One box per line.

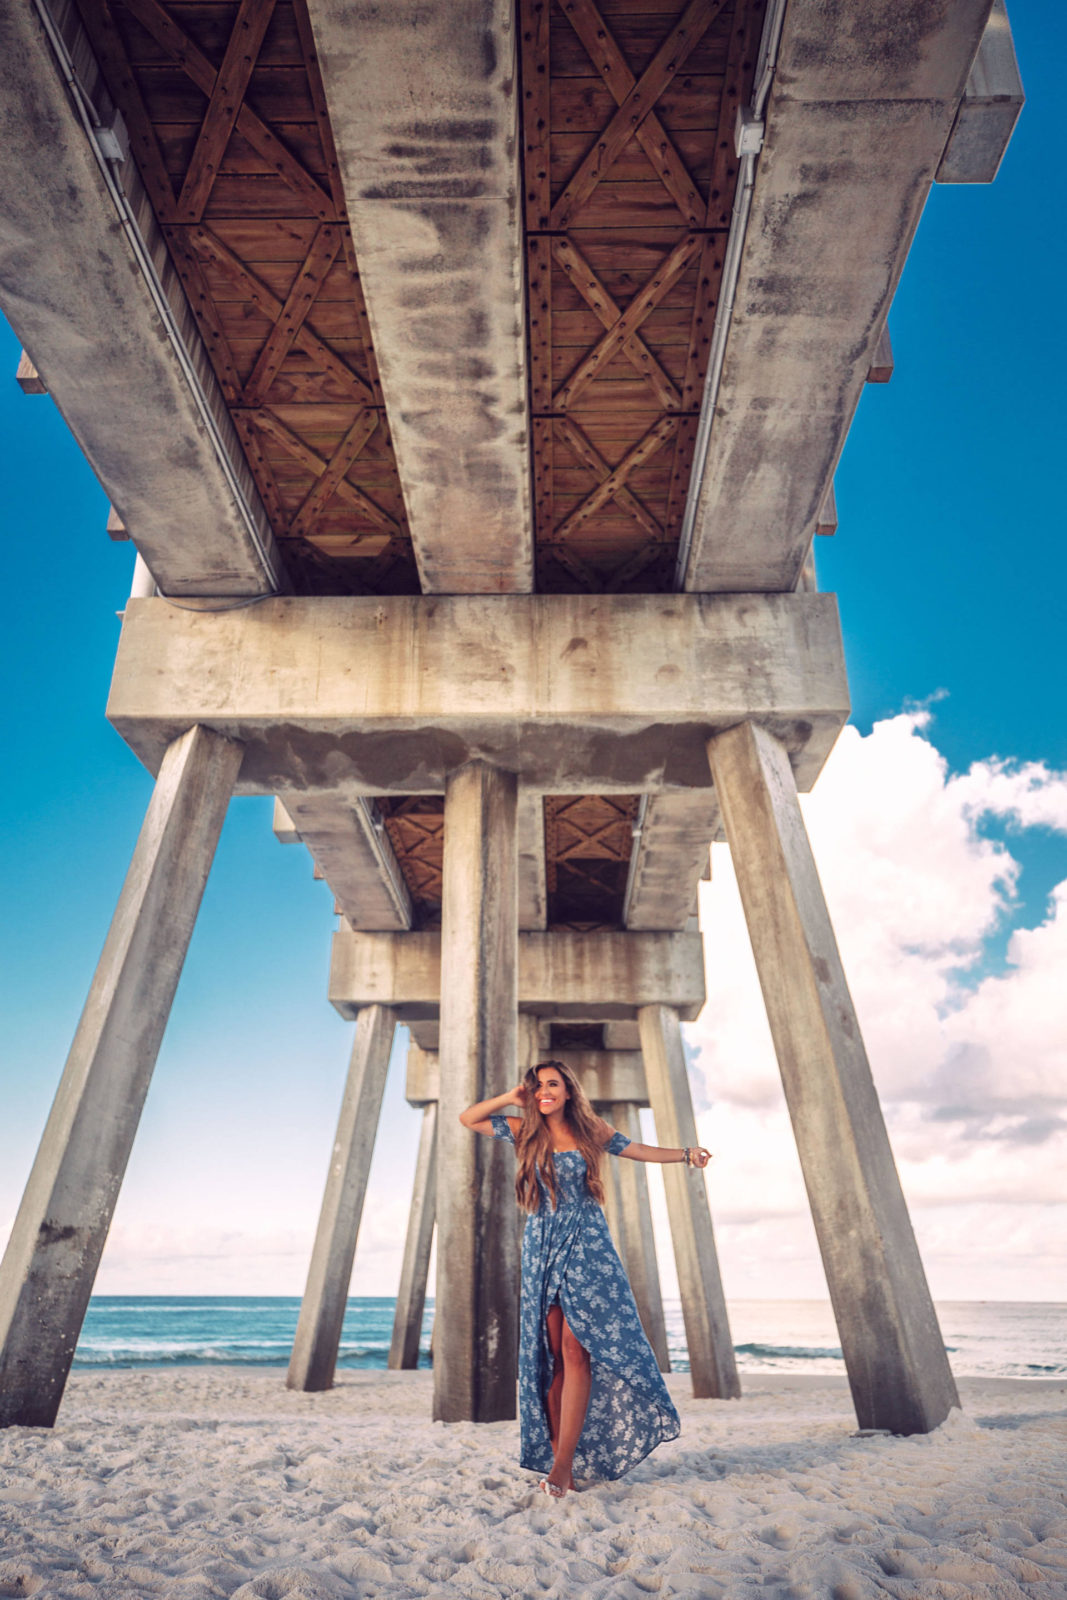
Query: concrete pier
xmin=388 ymin=1100 xmax=438 ymax=1372
xmin=611 ymin=1103 xmax=671 ymax=1373
xmin=638 ymin=1004 xmax=740 ymax=1400
xmin=288 ymin=1004 xmax=397 ymax=1392
xmin=0 ymin=726 xmax=242 ymax=1428
xmin=434 ymin=763 xmax=520 ymax=1423
xmin=707 ymin=722 xmax=960 ymax=1434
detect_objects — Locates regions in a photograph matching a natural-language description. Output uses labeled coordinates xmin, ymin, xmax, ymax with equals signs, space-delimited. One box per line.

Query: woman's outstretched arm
xmin=596 ymin=1118 xmax=711 ymax=1168
xmin=459 ymin=1083 xmax=528 ymax=1136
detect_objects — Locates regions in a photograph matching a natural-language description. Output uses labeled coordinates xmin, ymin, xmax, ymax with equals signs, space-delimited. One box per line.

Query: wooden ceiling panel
xmin=522 ymin=0 xmax=765 ymax=593
xmin=74 ymin=0 xmax=417 ymax=594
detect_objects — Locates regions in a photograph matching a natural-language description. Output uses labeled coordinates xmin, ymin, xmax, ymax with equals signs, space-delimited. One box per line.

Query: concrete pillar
xmin=612 ymin=1103 xmax=671 ymax=1373
xmin=433 ymin=762 xmax=520 ymax=1423
xmin=288 ymin=1004 xmax=397 ymax=1391
xmin=707 ymin=721 xmax=959 ymax=1434
xmin=638 ymin=1003 xmax=740 ymax=1400
xmin=0 ymin=725 xmax=242 ymax=1428
xmin=389 ymin=1100 xmax=437 ymax=1371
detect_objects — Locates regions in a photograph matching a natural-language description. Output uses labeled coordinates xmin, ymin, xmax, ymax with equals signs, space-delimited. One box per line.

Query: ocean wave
xmin=72 ymin=1342 xmax=413 ymax=1369
xmin=734 ymin=1342 xmax=843 ymax=1362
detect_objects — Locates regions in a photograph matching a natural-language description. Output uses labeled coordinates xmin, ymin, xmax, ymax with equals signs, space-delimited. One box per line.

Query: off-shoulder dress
xmin=490 ymin=1113 xmax=680 ymax=1481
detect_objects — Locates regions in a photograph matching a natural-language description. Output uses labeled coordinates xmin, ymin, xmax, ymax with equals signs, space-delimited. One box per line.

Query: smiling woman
xmin=459 ymin=1059 xmax=710 ymax=1497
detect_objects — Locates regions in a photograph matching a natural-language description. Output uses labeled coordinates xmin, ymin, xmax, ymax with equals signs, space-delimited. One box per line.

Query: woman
xmin=460 ymin=1059 xmax=712 ymax=1497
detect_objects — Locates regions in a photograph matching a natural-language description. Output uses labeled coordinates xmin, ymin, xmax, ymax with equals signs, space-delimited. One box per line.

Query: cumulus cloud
xmin=685 ymin=711 xmax=1067 ymax=1299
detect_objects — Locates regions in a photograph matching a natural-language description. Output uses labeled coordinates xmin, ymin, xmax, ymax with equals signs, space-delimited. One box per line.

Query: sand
xmin=0 ymin=1369 xmax=1064 ymax=1599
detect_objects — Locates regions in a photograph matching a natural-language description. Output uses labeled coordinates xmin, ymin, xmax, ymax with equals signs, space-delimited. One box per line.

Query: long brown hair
xmin=515 ymin=1060 xmax=607 ymax=1214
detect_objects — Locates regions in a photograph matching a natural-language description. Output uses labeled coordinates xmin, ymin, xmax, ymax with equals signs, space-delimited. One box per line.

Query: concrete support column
xmin=0 ymin=725 xmax=242 ymax=1428
xmin=434 ymin=762 xmax=520 ymax=1422
xmin=388 ymin=1100 xmax=437 ymax=1371
xmin=288 ymin=1004 xmax=397 ymax=1391
xmin=707 ymin=721 xmax=959 ymax=1434
xmin=638 ymin=1004 xmax=740 ymax=1400
xmin=612 ymin=1103 xmax=671 ymax=1373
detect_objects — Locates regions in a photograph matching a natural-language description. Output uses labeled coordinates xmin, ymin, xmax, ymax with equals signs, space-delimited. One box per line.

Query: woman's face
xmin=534 ymin=1067 xmax=570 ymax=1118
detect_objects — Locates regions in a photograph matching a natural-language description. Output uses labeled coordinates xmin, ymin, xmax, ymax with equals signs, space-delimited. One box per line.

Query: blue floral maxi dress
xmin=490 ymin=1115 xmax=680 ymax=1481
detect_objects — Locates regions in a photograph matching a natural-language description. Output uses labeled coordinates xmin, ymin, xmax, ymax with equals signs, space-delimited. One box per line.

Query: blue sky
xmin=1 ymin=1 xmax=1064 ymax=1303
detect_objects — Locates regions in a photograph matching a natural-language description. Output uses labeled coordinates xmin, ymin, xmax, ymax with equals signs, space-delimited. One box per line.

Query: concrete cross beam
xmin=108 ymin=593 xmax=849 ymax=795
xmin=405 ymin=1043 xmax=649 ymax=1108
xmin=624 ymin=791 xmax=720 ymax=930
xmin=304 ymin=0 xmax=532 ymax=594
xmin=0 ymin=2 xmax=284 ymax=598
xmin=680 ymin=0 xmax=1005 ymax=594
xmin=937 ymin=0 xmax=1024 ymax=184
xmin=330 ymin=929 xmax=705 ymax=1024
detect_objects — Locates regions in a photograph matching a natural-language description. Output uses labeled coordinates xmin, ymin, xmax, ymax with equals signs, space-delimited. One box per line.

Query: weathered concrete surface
xmin=434 ymin=764 xmax=520 ymax=1423
xmin=288 ymin=1005 xmax=397 ymax=1392
xmin=407 ymin=1046 xmax=647 ymax=1108
xmin=707 ymin=721 xmax=960 ymax=1434
xmin=275 ymin=794 xmax=413 ymax=930
xmin=108 ymin=594 xmax=849 ymax=795
xmin=936 ymin=0 xmax=1024 ymax=183
xmin=625 ymin=792 xmax=721 ymax=929
xmin=330 ymin=929 xmax=705 ymax=1024
xmin=389 ymin=1101 xmax=438 ymax=1371
xmin=517 ymin=791 xmax=548 ymax=930
xmin=639 ymin=1004 xmax=739 ymax=1401
xmin=0 ymin=3 xmax=283 ymax=598
xmin=306 ymin=0 xmax=531 ymax=594
xmin=610 ymin=1103 xmax=671 ymax=1372
xmin=0 ymin=726 xmax=242 ymax=1428
xmin=681 ymin=0 xmax=994 ymax=593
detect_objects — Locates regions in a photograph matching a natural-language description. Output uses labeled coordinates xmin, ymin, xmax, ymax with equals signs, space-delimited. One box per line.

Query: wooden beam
xmin=176 ymin=0 xmax=277 ymax=223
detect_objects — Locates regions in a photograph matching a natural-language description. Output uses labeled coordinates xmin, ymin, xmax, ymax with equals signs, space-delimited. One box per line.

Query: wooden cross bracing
xmin=73 ymin=0 xmax=418 ymax=593
xmin=520 ymin=0 xmax=765 ymax=592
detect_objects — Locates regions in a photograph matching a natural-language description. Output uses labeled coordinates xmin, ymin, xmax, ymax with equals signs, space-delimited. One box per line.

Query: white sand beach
xmin=0 ymin=1369 xmax=1064 ymax=1598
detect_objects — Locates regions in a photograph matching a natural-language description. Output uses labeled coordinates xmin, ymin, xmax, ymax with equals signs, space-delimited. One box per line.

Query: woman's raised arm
xmin=459 ymin=1083 xmax=528 ymax=1137
xmin=597 ymin=1118 xmax=711 ymax=1168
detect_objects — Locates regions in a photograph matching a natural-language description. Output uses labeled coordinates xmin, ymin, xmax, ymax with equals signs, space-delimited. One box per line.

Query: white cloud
xmin=685 ymin=711 xmax=1067 ymax=1299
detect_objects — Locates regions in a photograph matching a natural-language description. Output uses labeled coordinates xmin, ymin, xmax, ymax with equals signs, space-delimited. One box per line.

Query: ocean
xmin=72 ymin=1297 xmax=1066 ymax=1379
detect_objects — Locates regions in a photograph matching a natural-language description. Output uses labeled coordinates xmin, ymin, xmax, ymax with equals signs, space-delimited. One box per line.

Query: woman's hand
xmin=510 ymin=1081 xmax=529 ymax=1106
xmin=689 ymin=1146 xmax=712 ymax=1169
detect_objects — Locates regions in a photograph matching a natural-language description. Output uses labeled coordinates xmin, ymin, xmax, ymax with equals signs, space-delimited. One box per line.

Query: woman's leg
xmin=546 ymin=1313 xmax=591 ymax=1493
xmin=544 ymin=1303 xmax=565 ymax=1454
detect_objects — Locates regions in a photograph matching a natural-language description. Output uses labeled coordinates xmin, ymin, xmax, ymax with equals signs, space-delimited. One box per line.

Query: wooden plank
xmin=250 ymin=407 xmax=399 ymax=531
xmin=520 ymin=0 xmax=552 ymax=230
xmin=189 ymin=225 xmax=374 ymax=404
xmin=15 ymin=351 xmax=46 ymax=395
xmin=290 ymin=0 xmax=349 ymax=217
xmin=176 ymin=0 xmax=277 ymax=221
xmin=120 ymin=2 xmax=306 ymax=67
xmin=72 ymin=0 xmax=177 ymax=217
xmin=526 ymin=237 xmax=554 ymax=410
xmin=120 ymin=0 xmax=333 ymax=217
xmin=556 ymin=417 xmax=662 ymax=540
xmin=550 ymin=75 xmax=726 ymax=136
xmin=163 ymin=224 xmax=243 ymax=402
xmin=678 ymin=231 xmax=726 ymax=410
xmin=550 ymin=128 xmax=715 ymax=188
xmin=244 ymin=222 xmax=342 ymax=402
xmin=550 ymin=235 xmax=682 ymax=413
xmin=703 ymin=0 xmax=766 ymax=229
xmin=552 ymin=233 xmax=700 ymax=411
xmin=533 ymin=414 xmax=555 ymax=546
xmin=551 ymin=10 xmax=730 ymax=79
xmin=232 ymin=407 xmax=290 ymax=532
xmin=555 ymin=414 xmax=677 ymax=541
xmin=549 ymin=0 xmax=727 ymax=229
xmin=291 ymin=407 xmax=379 ymax=536
xmin=558 ymin=0 xmax=706 ymax=224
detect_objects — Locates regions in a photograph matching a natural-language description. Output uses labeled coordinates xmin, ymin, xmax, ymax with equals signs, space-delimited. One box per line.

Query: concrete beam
xmin=274 ymin=794 xmax=412 ymax=931
xmin=388 ymin=1100 xmax=437 ymax=1371
xmin=937 ymin=1 xmax=1024 ymax=184
xmin=331 ymin=930 xmax=705 ymax=1024
xmin=406 ymin=1045 xmax=648 ymax=1107
xmin=624 ymin=792 xmax=721 ymax=930
xmin=305 ymin=0 xmax=532 ymax=595
xmin=517 ymin=791 xmax=548 ymax=930
xmin=681 ymin=0 xmax=994 ymax=593
xmin=108 ymin=593 xmax=849 ymax=795
xmin=0 ymin=2 xmax=283 ymax=598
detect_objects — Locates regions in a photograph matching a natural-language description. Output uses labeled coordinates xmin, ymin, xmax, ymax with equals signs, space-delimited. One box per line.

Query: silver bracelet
xmin=683 ymin=1146 xmax=691 ymax=1166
